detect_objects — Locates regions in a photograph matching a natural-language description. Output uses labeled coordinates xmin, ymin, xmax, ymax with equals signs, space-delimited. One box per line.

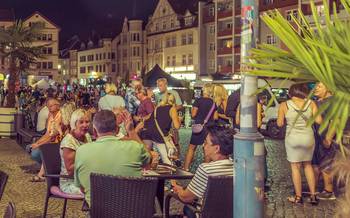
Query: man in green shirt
xmin=74 ymin=110 xmax=152 ymax=205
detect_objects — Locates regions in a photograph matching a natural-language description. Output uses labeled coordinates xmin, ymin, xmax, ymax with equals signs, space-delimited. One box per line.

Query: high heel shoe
xmin=309 ymin=194 xmax=319 ymax=206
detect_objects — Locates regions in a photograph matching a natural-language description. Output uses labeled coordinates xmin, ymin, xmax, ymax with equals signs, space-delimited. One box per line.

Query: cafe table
xmin=143 ymin=164 xmax=194 ymax=210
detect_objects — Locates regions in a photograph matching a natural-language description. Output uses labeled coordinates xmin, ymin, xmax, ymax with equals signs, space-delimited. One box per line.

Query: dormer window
xmin=184 ymin=16 xmax=193 ymax=26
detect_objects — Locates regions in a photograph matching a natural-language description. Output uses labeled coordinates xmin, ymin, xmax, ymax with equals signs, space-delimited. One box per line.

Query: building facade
xmin=113 ymin=18 xmax=147 ymax=81
xmin=0 ymin=9 xmax=15 ymax=82
xmin=76 ymin=38 xmax=116 ymax=85
xmin=23 ymin=12 xmax=60 ymax=84
xmin=145 ymin=0 xmax=199 ymax=81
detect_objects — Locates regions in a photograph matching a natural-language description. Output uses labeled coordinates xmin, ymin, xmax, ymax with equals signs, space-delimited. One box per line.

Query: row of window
xmin=37 ymin=61 xmax=53 ymax=69
xmin=42 ymin=47 xmax=53 ymax=55
xmin=156 ymin=32 xmax=194 ymax=49
xmin=166 ymin=54 xmax=193 ymax=66
xmin=79 ymin=52 xmax=115 ymax=62
xmin=37 ymin=33 xmax=53 ymax=41
xmin=80 ymin=64 xmax=106 ymax=74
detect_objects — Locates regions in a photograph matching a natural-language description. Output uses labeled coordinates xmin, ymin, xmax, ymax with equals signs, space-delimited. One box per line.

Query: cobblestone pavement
xmin=0 ymin=129 xmax=339 ymax=217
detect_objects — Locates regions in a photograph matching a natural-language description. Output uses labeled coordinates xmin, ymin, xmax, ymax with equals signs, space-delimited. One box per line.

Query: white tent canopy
xmin=32 ymin=79 xmax=56 ymax=90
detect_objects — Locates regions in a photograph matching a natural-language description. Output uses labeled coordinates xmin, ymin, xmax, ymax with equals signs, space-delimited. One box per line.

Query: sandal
xmin=287 ymin=195 xmax=303 ymax=205
xmin=30 ymin=175 xmax=45 ymax=182
xmin=309 ymin=194 xmax=319 ymax=206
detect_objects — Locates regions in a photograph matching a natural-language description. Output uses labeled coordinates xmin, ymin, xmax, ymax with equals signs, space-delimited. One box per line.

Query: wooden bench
xmin=17 ymin=128 xmax=42 ymax=147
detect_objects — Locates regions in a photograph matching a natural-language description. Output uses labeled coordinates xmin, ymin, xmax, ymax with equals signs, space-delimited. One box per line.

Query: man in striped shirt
xmin=172 ymin=125 xmax=234 ymax=218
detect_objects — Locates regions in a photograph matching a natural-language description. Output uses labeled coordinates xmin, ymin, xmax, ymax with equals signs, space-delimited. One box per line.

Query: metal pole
xmin=234 ymin=0 xmax=265 ymax=216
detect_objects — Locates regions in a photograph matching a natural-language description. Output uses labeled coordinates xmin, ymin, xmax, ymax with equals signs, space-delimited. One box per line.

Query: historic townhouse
xmin=145 ymin=0 xmax=199 ymax=81
xmin=113 ymin=17 xmax=147 ymax=81
xmin=23 ymin=12 xmax=60 ymax=84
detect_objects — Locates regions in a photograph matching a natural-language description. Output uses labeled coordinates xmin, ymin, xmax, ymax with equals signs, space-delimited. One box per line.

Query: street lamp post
xmin=234 ymin=0 xmax=265 ymax=217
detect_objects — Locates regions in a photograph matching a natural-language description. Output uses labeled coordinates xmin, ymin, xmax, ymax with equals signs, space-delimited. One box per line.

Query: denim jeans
xmin=183 ymin=205 xmax=197 ymax=218
xmin=25 ymin=144 xmax=42 ymax=164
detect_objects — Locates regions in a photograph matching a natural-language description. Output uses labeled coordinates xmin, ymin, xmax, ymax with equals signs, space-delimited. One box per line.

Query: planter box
xmin=0 ymin=107 xmax=17 ymax=137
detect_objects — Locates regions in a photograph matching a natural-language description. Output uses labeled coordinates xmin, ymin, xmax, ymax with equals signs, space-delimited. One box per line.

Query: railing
xmin=218 ymin=9 xmax=233 ymax=19
xmin=217 ymin=47 xmax=232 ymax=55
xmin=217 ymin=28 xmax=233 ymax=37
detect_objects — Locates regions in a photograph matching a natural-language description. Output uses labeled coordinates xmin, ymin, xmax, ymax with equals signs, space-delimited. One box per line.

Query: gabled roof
xmin=0 ymin=9 xmax=14 ymax=22
xmin=168 ymin=0 xmax=199 ymax=15
xmin=23 ymin=11 xmax=61 ymax=30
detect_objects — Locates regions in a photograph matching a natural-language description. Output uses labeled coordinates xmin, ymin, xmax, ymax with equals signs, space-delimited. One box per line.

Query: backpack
xmin=225 ymin=89 xmax=240 ymax=119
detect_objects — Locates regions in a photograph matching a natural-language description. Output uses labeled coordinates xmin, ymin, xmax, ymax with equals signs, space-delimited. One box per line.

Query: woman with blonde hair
xmin=98 ymin=83 xmax=125 ymax=111
xmin=138 ymin=93 xmax=181 ymax=164
xmin=59 ymin=109 xmax=92 ymax=195
xmin=184 ymin=83 xmax=218 ymax=171
xmin=213 ymin=84 xmax=231 ymax=126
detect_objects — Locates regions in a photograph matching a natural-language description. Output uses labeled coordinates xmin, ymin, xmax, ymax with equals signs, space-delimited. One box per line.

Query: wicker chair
xmin=164 ymin=176 xmax=233 ymax=218
xmin=90 ymin=173 xmax=158 ymax=218
xmin=3 ymin=202 xmax=16 ymax=218
xmin=39 ymin=143 xmax=84 ymax=218
xmin=0 ymin=170 xmax=8 ymax=201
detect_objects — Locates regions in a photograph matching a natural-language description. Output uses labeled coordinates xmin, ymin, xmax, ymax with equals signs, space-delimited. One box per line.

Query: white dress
xmin=285 ymin=100 xmax=315 ymax=162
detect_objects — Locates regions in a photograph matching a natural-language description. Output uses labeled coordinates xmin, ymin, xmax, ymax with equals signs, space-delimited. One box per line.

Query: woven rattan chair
xmin=39 ymin=143 xmax=84 ymax=218
xmin=164 ymin=176 xmax=233 ymax=218
xmin=0 ymin=170 xmax=8 ymax=201
xmin=90 ymin=173 xmax=158 ymax=218
xmin=3 ymin=202 xmax=16 ymax=218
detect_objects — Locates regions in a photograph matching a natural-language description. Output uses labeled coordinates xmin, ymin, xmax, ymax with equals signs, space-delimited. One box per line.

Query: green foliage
xmin=248 ymin=0 xmax=350 ymax=145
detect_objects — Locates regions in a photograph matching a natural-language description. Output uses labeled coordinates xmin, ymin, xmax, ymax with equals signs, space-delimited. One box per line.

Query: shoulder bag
xmin=192 ymin=102 xmax=216 ymax=133
xmin=154 ymin=106 xmax=177 ymax=158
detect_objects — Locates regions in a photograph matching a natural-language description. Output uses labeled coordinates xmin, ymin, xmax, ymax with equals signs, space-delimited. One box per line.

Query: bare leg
xmin=304 ymin=161 xmax=316 ymax=194
xmin=322 ymin=171 xmax=333 ymax=192
xmin=290 ymin=162 xmax=302 ymax=197
xmin=183 ymin=144 xmax=197 ymax=171
xmin=313 ymin=165 xmax=320 ymax=191
xmin=38 ymin=164 xmax=45 ymax=178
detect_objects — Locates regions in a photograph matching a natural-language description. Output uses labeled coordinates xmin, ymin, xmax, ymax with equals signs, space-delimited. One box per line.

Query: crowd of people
xmin=2 ymin=77 xmax=349 ymax=216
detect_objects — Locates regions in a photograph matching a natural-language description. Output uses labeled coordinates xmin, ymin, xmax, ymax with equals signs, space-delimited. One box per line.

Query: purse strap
xmin=154 ymin=106 xmax=167 ymax=139
xmin=203 ymin=102 xmax=216 ymax=125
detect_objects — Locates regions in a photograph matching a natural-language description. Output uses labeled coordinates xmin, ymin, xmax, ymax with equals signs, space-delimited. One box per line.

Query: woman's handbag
xmin=154 ymin=107 xmax=177 ymax=158
xmin=191 ymin=102 xmax=216 ymax=133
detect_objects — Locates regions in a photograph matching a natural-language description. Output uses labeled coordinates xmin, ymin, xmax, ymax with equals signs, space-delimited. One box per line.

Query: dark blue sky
xmin=0 ymin=0 xmax=158 ymax=46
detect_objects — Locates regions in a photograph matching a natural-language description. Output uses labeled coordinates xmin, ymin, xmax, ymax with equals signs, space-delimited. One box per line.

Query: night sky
xmin=0 ymin=0 xmax=158 ymax=48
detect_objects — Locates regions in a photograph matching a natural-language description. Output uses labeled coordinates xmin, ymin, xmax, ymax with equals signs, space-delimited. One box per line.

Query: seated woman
xmin=59 ymin=109 xmax=92 ymax=195
xmin=139 ymin=93 xmax=181 ymax=165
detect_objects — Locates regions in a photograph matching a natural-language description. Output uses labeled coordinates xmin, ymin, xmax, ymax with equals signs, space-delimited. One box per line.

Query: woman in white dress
xmin=277 ymin=83 xmax=322 ymax=205
xmin=59 ymin=109 xmax=92 ymax=195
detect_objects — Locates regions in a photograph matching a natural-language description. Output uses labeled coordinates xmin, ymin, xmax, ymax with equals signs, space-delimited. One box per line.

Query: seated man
xmin=74 ymin=110 xmax=153 ymax=206
xmin=172 ymin=125 xmax=235 ymax=218
xmin=27 ymin=98 xmax=63 ymax=182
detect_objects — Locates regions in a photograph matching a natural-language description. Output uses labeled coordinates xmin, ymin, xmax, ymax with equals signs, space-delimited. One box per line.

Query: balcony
xmin=234 ymin=27 xmax=241 ymax=35
xmin=234 ymin=64 xmax=241 ymax=72
xmin=203 ymin=14 xmax=215 ymax=23
xmin=234 ymin=46 xmax=240 ymax=54
xmin=218 ymin=65 xmax=232 ymax=74
xmin=218 ymin=9 xmax=233 ymax=19
xmin=234 ymin=7 xmax=241 ymax=16
xmin=217 ymin=28 xmax=232 ymax=37
xmin=217 ymin=47 xmax=232 ymax=55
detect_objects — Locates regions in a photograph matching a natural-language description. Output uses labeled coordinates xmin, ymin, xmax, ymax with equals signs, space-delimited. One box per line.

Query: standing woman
xmin=139 ymin=93 xmax=181 ymax=164
xmin=277 ymin=83 xmax=322 ymax=205
xmin=213 ymin=84 xmax=230 ymax=126
xmin=183 ymin=84 xmax=217 ymax=171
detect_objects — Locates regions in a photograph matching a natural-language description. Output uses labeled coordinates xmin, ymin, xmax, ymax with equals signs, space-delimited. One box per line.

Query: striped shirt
xmin=187 ymin=159 xmax=234 ymax=199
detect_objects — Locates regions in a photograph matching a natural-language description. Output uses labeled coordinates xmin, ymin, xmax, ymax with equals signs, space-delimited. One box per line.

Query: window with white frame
xmin=181 ymin=34 xmax=187 ymax=45
xmin=167 ymin=56 xmax=171 ymax=66
xmin=172 ymin=55 xmax=176 ymax=66
xmin=182 ymin=54 xmax=187 ymax=65
xmin=266 ymin=35 xmax=277 ymax=44
xmin=209 ymin=25 xmax=215 ymax=34
xmin=188 ymin=54 xmax=193 ymax=65
xmin=172 ymin=36 xmax=177 ymax=46
xmin=209 ymin=7 xmax=215 ymax=16
xmin=188 ymin=33 xmax=193 ymax=44
xmin=209 ymin=43 xmax=215 ymax=51
xmin=286 ymin=10 xmax=298 ymax=21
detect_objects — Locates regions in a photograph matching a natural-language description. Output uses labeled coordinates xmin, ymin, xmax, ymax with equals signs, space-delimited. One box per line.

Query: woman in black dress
xmin=138 ymin=93 xmax=181 ymax=164
xmin=183 ymin=84 xmax=218 ymax=171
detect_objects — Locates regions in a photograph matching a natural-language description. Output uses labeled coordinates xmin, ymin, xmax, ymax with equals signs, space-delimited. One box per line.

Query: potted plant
xmin=248 ymin=0 xmax=350 ymax=148
xmin=0 ymin=20 xmax=43 ymax=137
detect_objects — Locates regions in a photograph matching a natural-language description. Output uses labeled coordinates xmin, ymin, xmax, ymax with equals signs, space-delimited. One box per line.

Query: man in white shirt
xmin=36 ymin=105 xmax=49 ymax=133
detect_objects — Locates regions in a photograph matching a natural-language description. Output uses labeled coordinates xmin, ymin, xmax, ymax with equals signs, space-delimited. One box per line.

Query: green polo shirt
xmin=74 ymin=135 xmax=150 ymax=205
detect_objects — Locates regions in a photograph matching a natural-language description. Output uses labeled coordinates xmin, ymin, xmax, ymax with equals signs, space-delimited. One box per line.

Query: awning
xmin=143 ymin=64 xmax=186 ymax=88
